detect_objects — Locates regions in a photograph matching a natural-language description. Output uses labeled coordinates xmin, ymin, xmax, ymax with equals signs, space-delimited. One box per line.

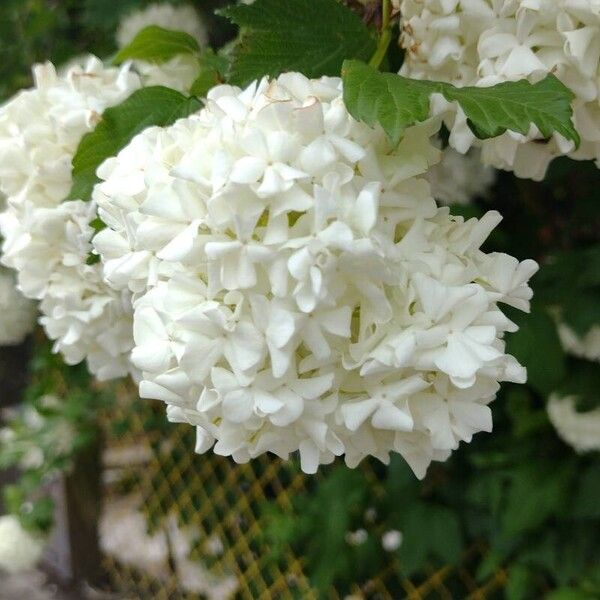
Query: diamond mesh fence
xmin=99 ymin=391 xmax=507 ymax=599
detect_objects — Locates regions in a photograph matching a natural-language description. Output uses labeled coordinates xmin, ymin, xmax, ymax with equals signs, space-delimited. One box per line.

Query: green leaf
xmin=397 ymin=503 xmax=463 ymax=575
xmin=572 ymin=464 xmax=600 ymax=519
xmin=506 ymin=564 xmax=534 ymax=600
xmin=68 ymin=86 xmax=202 ymax=202
xmin=220 ymin=0 xmax=376 ymax=86
xmin=563 ymin=289 xmax=600 ymax=336
xmin=190 ymin=49 xmax=229 ymax=98
xmin=505 ymin=305 xmax=566 ymax=396
xmin=114 ymin=25 xmax=200 ymax=65
xmin=501 ymin=464 xmax=571 ymax=536
xmin=557 ymin=359 xmax=600 ymax=412
xmin=342 ymin=60 xmax=579 ymax=146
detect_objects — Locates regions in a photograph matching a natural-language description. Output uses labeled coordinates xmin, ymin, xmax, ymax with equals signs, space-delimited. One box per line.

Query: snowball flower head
xmin=426 ymin=146 xmax=495 ymax=205
xmin=547 ymin=394 xmax=600 ymax=453
xmin=0 ymin=515 xmax=45 ymax=574
xmin=94 ymin=72 xmax=537 ymax=477
xmin=117 ymin=3 xmax=208 ymax=48
xmin=399 ymin=0 xmax=600 ymax=179
xmin=0 ymin=57 xmax=141 ymax=379
xmin=0 ymin=269 xmax=36 ymax=345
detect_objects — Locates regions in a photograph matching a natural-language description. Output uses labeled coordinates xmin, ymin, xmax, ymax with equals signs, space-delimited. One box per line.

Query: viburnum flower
xmin=547 ymin=394 xmax=600 ymax=453
xmin=116 ymin=3 xmax=208 ymax=94
xmin=0 ymin=515 xmax=45 ymax=574
xmin=399 ymin=0 xmax=600 ymax=179
xmin=0 ymin=269 xmax=36 ymax=346
xmin=93 ymin=72 xmax=537 ymax=477
xmin=0 ymin=57 xmax=141 ymax=379
xmin=426 ymin=146 xmax=495 ymax=205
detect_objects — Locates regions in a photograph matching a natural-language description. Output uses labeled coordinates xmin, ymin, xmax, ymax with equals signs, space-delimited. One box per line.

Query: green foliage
xmin=190 ymin=48 xmax=230 ymax=97
xmin=220 ymin=0 xmax=376 ymax=86
xmin=68 ymin=86 xmax=202 ymax=202
xmin=114 ymin=25 xmax=201 ymax=64
xmin=0 ymin=342 xmax=113 ymax=534
xmin=536 ymin=245 xmax=600 ymax=336
xmin=505 ymin=304 xmax=566 ymax=395
xmin=0 ymin=0 xmax=115 ymax=100
xmin=342 ymin=59 xmax=579 ymax=146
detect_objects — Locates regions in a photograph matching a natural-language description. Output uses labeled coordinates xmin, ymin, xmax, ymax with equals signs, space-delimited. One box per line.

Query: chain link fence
xmin=99 ymin=394 xmax=507 ymax=599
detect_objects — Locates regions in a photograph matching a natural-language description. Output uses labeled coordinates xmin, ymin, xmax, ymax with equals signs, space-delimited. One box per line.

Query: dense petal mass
xmin=0 ymin=58 xmax=141 ymax=379
xmin=400 ymin=0 xmax=600 ymax=179
xmin=94 ymin=72 xmax=537 ymax=476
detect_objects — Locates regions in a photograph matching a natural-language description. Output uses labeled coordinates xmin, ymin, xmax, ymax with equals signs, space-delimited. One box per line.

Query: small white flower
xmin=345 ymin=529 xmax=368 ymax=546
xmin=96 ymin=72 xmax=537 ymax=477
xmin=0 ymin=515 xmax=45 ymax=574
xmin=381 ymin=529 xmax=403 ymax=552
xmin=547 ymin=394 xmax=600 ymax=453
xmin=558 ymin=323 xmax=600 ymax=363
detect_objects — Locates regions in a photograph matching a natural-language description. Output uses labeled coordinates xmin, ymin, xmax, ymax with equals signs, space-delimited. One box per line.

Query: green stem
xmin=368 ymin=0 xmax=392 ymax=70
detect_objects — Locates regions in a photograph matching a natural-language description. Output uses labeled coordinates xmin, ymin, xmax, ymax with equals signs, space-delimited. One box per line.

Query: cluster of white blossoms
xmin=93 ymin=72 xmax=537 ymax=476
xmin=399 ymin=0 xmax=600 ymax=179
xmin=426 ymin=146 xmax=495 ymax=205
xmin=0 ymin=515 xmax=45 ymax=574
xmin=0 ymin=57 xmax=142 ymax=380
xmin=0 ymin=268 xmax=36 ymax=346
xmin=116 ymin=3 xmax=208 ymax=94
xmin=547 ymin=394 xmax=600 ymax=453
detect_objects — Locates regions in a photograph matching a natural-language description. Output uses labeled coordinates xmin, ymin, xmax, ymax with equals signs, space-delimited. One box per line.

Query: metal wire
xmin=100 ymin=397 xmax=507 ymax=599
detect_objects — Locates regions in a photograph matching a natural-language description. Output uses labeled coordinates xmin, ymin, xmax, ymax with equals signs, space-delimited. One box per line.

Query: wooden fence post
xmin=43 ymin=436 xmax=104 ymax=589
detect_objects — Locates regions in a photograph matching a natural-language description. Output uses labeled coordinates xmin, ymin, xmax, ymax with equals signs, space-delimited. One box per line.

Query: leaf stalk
xmin=368 ymin=0 xmax=392 ymax=70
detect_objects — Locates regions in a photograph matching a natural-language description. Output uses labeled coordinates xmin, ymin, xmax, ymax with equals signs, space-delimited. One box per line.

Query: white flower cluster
xmin=116 ymin=3 xmax=208 ymax=94
xmin=0 ymin=269 xmax=36 ymax=346
xmin=94 ymin=72 xmax=537 ymax=477
xmin=0 ymin=515 xmax=45 ymax=574
xmin=399 ymin=0 xmax=600 ymax=179
xmin=547 ymin=394 xmax=600 ymax=453
xmin=0 ymin=58 xmax=142 ymax=380
xmin=426 ymin=146 xmax=495 ymax=205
